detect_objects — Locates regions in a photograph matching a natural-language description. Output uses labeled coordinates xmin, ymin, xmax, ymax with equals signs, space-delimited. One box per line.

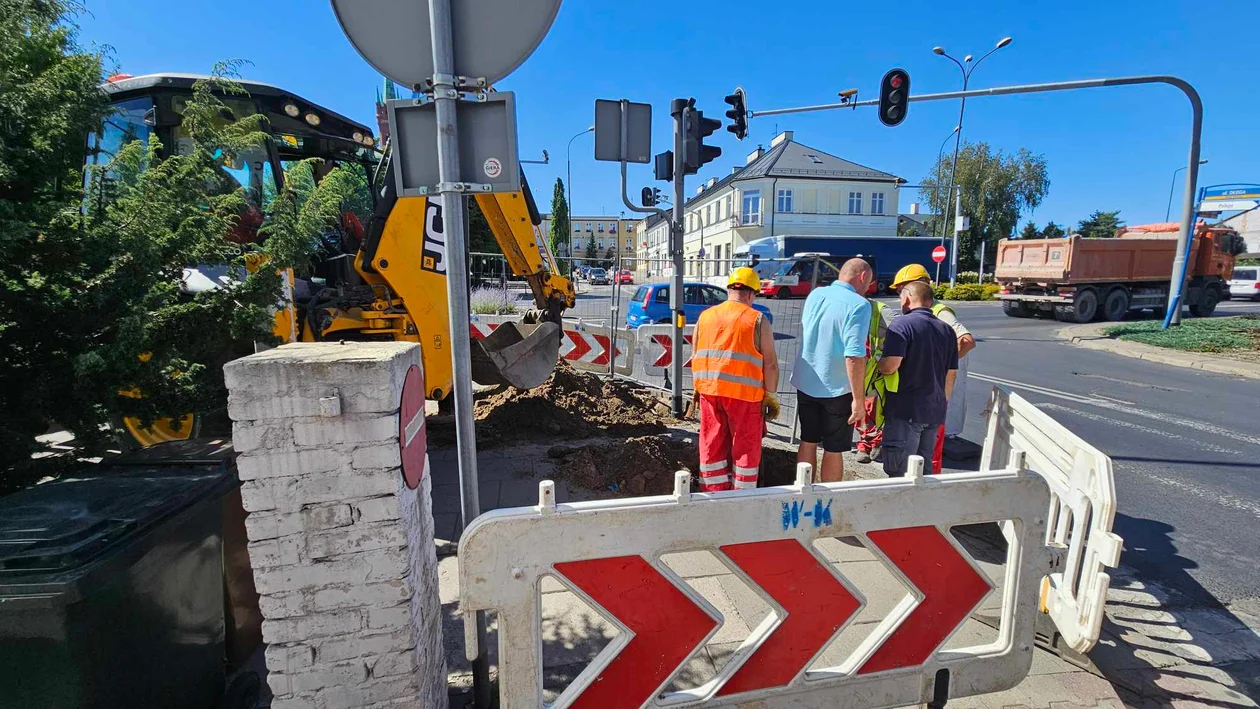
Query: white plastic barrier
xmin=469 ymin=315 xmax=633 ymax=375
xmin=635 ymin=324 xmax=695 ymax=375
xmin=979 ymin=386 xmax=1122 ymax=654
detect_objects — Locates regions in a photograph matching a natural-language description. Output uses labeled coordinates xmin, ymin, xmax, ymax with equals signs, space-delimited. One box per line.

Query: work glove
xmin=763 ymin=393 xmax=780 ymax=421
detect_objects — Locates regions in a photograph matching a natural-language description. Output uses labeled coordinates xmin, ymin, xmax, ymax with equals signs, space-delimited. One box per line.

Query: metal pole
xmin=950 ymin=186 xmax=962 ymax=287
xmin=425 ymin=1 xmax=489 ymax=705
xmin=942 ymin=73 xmax=968 ymax=283
xmin=978 ymin=240 xmax=986 ymax=284
xmin=670 ymin=99 xmax=688 ymax=417
xmin=1166 ymin=166 xmax=1187 ymax=223
xmin=1166 ymin=96 xmax=1204 ymax=326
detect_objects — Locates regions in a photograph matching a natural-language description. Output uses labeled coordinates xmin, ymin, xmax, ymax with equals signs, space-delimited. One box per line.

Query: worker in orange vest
xmin=692 ymin=267 xmax=780 ymax=491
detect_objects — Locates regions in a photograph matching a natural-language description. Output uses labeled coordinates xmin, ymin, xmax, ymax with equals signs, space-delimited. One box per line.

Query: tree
xmin=1077 ymin=210 xmax=1124 ymax=239
xmin=1040 ymin=221 xmax=1065 ymax=239
xmin=466 ymin=197 xmax=500 ymax=254
xmin=548 ymin=178 xmax=569 ymax=273
xmin=1020 ymin=221 xmax=1040 ymax=239
xmin=920 ymin=141 xmax=1050 ymax=270
xmin=604 ymin=246 xmax=616 ymax=263
xmin=584 ymin=232 xmax=596 ymax=263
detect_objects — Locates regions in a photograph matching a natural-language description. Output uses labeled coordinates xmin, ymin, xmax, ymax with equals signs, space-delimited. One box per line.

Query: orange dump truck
xmin=994 ymin=222 xmax=1237 ymax=322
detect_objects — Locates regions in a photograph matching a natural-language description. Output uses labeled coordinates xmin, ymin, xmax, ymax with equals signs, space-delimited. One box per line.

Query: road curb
xmin=1058 ymin=322 xmax=1260 ymax=380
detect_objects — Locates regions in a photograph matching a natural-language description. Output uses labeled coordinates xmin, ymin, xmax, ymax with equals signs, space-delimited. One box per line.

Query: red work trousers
xmin=698 ymin=394 xmax=764 ymax=492
xmin=931 ymin=424 xmax=945 ymax=474
xmin=855 ymin=396 xmax=882 ymax=453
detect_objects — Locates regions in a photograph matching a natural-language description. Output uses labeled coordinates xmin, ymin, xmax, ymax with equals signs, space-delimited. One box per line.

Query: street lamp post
xmin=933 ymin=125 xmax=960 ymax=282
xmin=934 ymin=36 xmax=1012 ymax=286
xmin=1167 ymin=159 xmax=1208 ymax=222
xmin=566 ymin=126 xmax=594 ymax=266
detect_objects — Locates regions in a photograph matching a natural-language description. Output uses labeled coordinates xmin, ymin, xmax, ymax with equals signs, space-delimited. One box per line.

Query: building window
xmin=726 ymin=194 xmax=733 ymax=220
xmin=625 ymin=237 xmax=632 ymax=249
xmin=871 ymin=192 xmax=886 ymax=215
xmin=777 ymin=189 xmax=793 ymax=213
xmin=741 ymin=190 xmax=761 ymax=225
xmin=597 ymin=222 xmax=604 ymax=233
xmin=848 ymin=192 xmax=862 ymax=215
xmin=585 ymin=222 xmax=592 ymax=231
xmin=573 ymin=223 xmax=580 ymax=233
xmin=706 ymin=205 xmax=713 ymax=225
xmin=610 ymin=223 xmax=618 ymax=233
xmin=597 ymin=239 xmax=604 ymax=250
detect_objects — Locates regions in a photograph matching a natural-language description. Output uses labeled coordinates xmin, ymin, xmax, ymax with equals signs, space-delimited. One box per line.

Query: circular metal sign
xmin=399 ymin=365 xmax=427 ymax=490
xmin=932 ymin=245 xmax=947 ymax=263
xmin=331 ymin=0 xmax=563 ymax=89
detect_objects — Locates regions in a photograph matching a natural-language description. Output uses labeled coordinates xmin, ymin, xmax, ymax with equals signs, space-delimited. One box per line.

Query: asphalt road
xmin=568 ymin=282 xmax=1260 ymax=611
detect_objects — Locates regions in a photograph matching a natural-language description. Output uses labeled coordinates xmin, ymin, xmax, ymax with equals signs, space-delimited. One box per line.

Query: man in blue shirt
xmin=791 ymin=258 xmax=873 ymax=482
xmin=877 ymin=281 xmax=959 ymax=477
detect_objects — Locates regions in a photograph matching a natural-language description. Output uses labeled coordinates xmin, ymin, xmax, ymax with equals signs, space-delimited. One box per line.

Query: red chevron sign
xmin=468 ymin=322 xmax=499 ymax=341
xmin=650 ymin=333 xmax=693 ymax=368
xmin=554 ymin=556 xmax=717 ymax=709
xmin=561 ymin=329 xmax=592 ymax=361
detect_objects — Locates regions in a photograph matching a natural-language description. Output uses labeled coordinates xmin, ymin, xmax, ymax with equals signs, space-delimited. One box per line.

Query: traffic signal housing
xmin=878 ymin=68 xmax=910 ymax=127
xmin=724 ymin=87 xmax=748 ymax=141
xmin=654 ymin=150 xmax=673 ymax=182
xmin=641 ymin=186 xmax=663 ymax=207
xmin=684 ymin=109 xmax=722 ymax=175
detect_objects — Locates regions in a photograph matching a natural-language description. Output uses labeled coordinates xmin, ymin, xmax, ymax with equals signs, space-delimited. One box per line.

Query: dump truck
xmin=96 ymin=74 xmax=574 ymax=445
xmin=994 ymin=222 xmax=1238 ymax=322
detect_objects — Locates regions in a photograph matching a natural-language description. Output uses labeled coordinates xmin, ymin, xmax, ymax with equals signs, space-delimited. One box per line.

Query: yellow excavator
xmin=97 ymin=74 xmax=574 ymax=444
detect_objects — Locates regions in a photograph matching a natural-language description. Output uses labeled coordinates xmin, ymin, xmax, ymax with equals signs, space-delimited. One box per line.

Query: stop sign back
xmin=932 ymin=245 xmax=947 ymax=263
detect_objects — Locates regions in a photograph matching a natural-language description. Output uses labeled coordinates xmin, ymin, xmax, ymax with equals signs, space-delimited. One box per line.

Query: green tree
xmin=548 ymin=178 xmax=569 ymax=273
xmin=920 ymin=141 xmax=1050 ymax=269
xmin=1020 ymin=221 xmax=1039 ymax=239
xmin=1040 ymin=221 xmax=1065 ymax=239
xmin=1077 ymin=210 xmax=1124 ymax=238
xmin=584 ymin=232 xmax=596 ymax=263
xmin=466 ymin=197 xmax=500 ymax=254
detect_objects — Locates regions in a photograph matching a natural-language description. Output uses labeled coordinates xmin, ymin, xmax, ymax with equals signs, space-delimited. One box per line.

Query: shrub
xmin=470 ymin=287 xmax=519 ymax=315
xmin=932 ymin=284 xmax=949 ymax=301
xmin=955 ymin=271 xmax=980 ymax=285
xmin=944 ymin=283 xmax=988 ymax=301
xmin=981 ymin=283 xmax=1001 ymax=299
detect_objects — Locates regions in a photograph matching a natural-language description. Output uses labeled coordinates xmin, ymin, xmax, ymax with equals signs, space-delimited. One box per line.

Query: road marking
xmin=1142 ymin=472 xmax=1260 ymax=519
xmin=971 ymin=371 xmax=1260 ymax=450
xmin=1035 ymin=402 xmax=1239 ymax=456
xmin=1071 ymin=372 xmax=1193 ymax=393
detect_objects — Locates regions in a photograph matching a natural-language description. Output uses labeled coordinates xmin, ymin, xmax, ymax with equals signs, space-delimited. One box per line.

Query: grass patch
xmin=1104 ymin=316 xmax=1260 ymax=353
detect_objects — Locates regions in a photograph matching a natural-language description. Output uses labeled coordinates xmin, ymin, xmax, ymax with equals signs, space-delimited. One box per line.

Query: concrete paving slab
xmin=660 ymin=550 xmax=732 ymax=580
xmin=813 ymin=535 xmax=877 ymax=563
xmin=684 ymin=576 xmax=753 ymax=645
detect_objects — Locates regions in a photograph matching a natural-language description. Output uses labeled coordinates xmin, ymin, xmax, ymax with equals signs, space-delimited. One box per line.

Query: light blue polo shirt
xmin=791 ymin=282 xmax=871 ymax=398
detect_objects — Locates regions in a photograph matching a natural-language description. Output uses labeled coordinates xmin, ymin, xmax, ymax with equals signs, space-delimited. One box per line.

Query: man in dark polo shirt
xmin=876 ymin=281 xmax=959 ymax=477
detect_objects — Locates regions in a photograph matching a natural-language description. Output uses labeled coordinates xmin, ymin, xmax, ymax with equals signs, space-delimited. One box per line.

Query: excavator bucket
xmin=470 ymin=321 xmax=562 ymax=390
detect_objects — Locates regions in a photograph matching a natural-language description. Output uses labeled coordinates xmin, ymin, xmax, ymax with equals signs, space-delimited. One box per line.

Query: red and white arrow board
xmin=468 ymin=320 xmax=625 ymax=370
xmin=636 ymin=324 xmax=696 ymax=374
xmin=553 ymin=528 xmax=991 ymax=708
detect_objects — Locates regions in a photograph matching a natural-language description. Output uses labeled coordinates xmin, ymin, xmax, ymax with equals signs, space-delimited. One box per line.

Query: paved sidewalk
xmin=430 ymin=440 xmax=1260 ymax=708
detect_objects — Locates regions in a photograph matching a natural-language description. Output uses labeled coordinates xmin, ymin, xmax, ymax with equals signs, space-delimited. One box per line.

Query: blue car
xmin=625 ymin=282 xmax=774 ymax=329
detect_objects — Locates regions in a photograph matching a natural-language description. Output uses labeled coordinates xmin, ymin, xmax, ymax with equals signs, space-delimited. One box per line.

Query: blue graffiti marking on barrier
xmin=781 ymin=499 xmax=832 ymax=530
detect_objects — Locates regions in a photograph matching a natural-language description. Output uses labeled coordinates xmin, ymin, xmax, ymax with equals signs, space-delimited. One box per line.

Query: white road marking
xmin=970 ymin=371 xmax=1260 ymax=450
xmin=1035 ymin=402 xmax=1239 ymax=456
xmin=1143 ymin=472 xmax=1260 ymax=518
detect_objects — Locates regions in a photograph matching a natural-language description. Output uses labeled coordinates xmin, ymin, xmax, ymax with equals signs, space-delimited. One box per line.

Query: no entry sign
xmin=399 ymin=364 xmax=426 ymax=489
xmin=932 ymin=245 xmax=947 ymax=263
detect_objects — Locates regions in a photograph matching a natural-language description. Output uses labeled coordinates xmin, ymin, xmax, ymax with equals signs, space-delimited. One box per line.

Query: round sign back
xmin=399 ymin=364 xmax=427 ymax=489
xmin=331 ymin=0 xmax=563 ymax=89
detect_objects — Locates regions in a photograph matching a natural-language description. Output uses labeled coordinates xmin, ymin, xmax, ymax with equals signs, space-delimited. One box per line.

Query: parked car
xmin=589 ymin=268 xmax=611 ymax=285
xmin=625 ymin=282 xmax=774 ymax=328
xmin=615 ymin=269 xmax=635 ymax=285
xmin=1228 ymin=266 xmax=1260 ymax=301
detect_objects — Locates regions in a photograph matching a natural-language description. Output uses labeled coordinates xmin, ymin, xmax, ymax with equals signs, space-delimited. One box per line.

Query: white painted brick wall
xmin=225 ymin=342 xmax=446 ymax=709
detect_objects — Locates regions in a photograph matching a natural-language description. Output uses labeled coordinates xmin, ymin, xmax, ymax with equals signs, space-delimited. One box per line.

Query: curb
xmin=1058 ymin=322 xmax=1260 ymax=380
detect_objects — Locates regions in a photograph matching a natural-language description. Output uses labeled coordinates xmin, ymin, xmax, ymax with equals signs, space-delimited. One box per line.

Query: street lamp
xmin=929 ymin=126 xmax=960 ymax=282
xmin=1167 ymin=159 xmax=1209 ymax=222
xmin=566 ymin=125 xmax=594 ymax=265
xmin=934 ymin=36 xmax=1013 ymax=286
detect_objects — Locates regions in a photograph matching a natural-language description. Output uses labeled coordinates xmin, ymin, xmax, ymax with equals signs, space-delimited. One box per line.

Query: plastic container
xmin=0 ymin=466 xmax=237 ymax=709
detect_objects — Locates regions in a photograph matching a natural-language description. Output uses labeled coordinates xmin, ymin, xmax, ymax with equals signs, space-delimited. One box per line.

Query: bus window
xmin=88 ymin=97 xmax=153 ymax=169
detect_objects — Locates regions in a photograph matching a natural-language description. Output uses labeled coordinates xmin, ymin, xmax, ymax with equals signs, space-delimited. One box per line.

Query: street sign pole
xmin=424 ymin=0 xmax=490 ymax=704
xmin=950 ymin=186 xmax=962 ymax=287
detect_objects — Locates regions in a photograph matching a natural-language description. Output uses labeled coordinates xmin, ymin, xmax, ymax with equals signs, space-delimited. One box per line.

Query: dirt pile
xmin=548 ymin=436 xmax=801 ymax=496
xmin=428 ymin=364 xmax=674 ymax=449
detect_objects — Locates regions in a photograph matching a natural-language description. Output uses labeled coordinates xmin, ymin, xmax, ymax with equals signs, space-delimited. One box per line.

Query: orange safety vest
xmin=692 ymin=300 xmax=765 ymax=403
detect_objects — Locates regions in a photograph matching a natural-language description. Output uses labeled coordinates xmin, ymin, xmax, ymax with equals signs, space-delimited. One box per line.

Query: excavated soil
xmin=547 ymin=436 xmax=801 ymax=496
xmin=427 ymin=364 xmax=674 ymax=449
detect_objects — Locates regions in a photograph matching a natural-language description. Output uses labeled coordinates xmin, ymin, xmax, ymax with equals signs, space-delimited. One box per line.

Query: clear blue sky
xmin=78 ymin=0 xmax=1256 ymax=229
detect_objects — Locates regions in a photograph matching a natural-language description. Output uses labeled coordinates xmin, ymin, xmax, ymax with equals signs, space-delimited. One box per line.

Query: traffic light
xmin=654 ymin=150 xmax=673 ymax=182
xmin=878 ymin=68 xmax=910 ymax=127
xmin=724 ymin=87 xmax=748 ymax=141
xmin=641 ymin=186 xmax=663 ymax=207
xmin=684 ymin=109 xmax=722 ymax=175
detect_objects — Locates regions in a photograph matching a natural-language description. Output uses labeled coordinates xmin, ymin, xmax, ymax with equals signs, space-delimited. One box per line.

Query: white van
xmin=1228 ymin=266 xmax=1259 ymax=301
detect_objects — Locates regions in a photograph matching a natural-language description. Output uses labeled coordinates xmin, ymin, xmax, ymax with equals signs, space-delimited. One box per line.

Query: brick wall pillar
xmin=224 ymin=342 xmax=447 ymax=709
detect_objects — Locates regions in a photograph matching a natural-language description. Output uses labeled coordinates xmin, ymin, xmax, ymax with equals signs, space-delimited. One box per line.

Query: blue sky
xmin=78 ymin=0 xmax=1255 ymax=230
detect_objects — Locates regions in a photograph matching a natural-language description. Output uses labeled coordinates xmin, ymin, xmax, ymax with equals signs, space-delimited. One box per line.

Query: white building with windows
xmin=638 ymin=130 xmax=904 ymax=277
xmin=539 ymin=214 xmax=637 ymax=267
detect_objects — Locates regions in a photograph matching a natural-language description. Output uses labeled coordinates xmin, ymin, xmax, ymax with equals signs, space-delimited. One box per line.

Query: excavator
xmin=96 ymin=74 xmax=574 ymax=445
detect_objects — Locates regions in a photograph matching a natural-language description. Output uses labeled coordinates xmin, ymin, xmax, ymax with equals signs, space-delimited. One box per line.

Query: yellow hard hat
xmin=892 ymin=263 xmax=931 ymax=289
xmin=728 ymin=267 xmax=761 ymax=291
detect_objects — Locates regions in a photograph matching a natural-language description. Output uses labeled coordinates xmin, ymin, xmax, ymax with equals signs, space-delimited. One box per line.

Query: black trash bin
xmin=0 ymin=466 xmax=237 ymax=709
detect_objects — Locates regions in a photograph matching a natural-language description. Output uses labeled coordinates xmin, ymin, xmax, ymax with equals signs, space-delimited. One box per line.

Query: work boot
xmin=856 ymin=449 xmax=871 ymax=464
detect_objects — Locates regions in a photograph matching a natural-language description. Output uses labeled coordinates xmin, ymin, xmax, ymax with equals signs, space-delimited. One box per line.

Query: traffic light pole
xmin=749 ymin=75 xmax=1202 ymax=325
xmin=669 ymin=99 xmax=689 ymax=417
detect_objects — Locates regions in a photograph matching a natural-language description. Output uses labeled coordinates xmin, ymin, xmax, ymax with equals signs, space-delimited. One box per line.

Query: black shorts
xmin=796 ymin=391 xmax=854 ymax=452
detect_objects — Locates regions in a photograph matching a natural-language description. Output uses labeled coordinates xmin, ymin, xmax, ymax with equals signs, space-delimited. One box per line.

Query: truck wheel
xmin=1102 ymin=288 xmax=1130 ymax=321
xmin=1189 ymin=288 xmax=1220 ymax=317
xmin=1072 ymin=289 xmax=1099 ymax=323
xmin=776 ymin=288 xmax=791 ymax=300
xmin=1002 ymin=300 xmax=1032 ymax=318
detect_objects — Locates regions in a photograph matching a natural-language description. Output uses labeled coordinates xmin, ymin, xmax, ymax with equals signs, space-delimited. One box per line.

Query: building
xmin=1218 ymin=206 xmax=1260 ymax=258
xmin=539 ymin=214 xmax=638 ymax=269
xmin=638 ymin=130 xmax=905 ymax=277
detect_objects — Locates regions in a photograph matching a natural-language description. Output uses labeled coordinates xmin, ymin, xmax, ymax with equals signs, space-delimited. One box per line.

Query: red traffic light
xmin=890 ymin=74 xmax=903 ymax=89
xmin=878 ymin=68 xmax=910 ymax=127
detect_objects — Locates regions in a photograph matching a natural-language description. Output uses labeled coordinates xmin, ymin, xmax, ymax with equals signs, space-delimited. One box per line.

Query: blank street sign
xmin=388 ymin=92 xmax=521 ymax=195
xmin=594 ymin=99 xmax=652 ymax=164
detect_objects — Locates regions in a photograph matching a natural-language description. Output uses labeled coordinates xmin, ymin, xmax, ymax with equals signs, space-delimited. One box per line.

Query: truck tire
xmin=1002 ymin=300 xmax=1032 ymax=318
xmin=1102 ymin=288 xmax=1130 ymax=321
xmin=776 ymin=287 xmax=791 ymax=300
xmin=1189 ymin=287 xmax=1220 ymax=317
xmin=1071 ymin=288 xmax=1099 ymax=323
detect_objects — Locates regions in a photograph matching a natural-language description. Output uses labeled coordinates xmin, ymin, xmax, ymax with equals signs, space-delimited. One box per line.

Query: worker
xmin=691 ymin=267 xmax=780 ymax=492
xmin=791 ymin=258 xmax=873 ymax=482
xmin=855 ymin=290 xmax=896 ymax=464
xmin=877 ymin=281 xmax=959 ymax=477
xmin=890 ymin=264 xmax=977 ymax=473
